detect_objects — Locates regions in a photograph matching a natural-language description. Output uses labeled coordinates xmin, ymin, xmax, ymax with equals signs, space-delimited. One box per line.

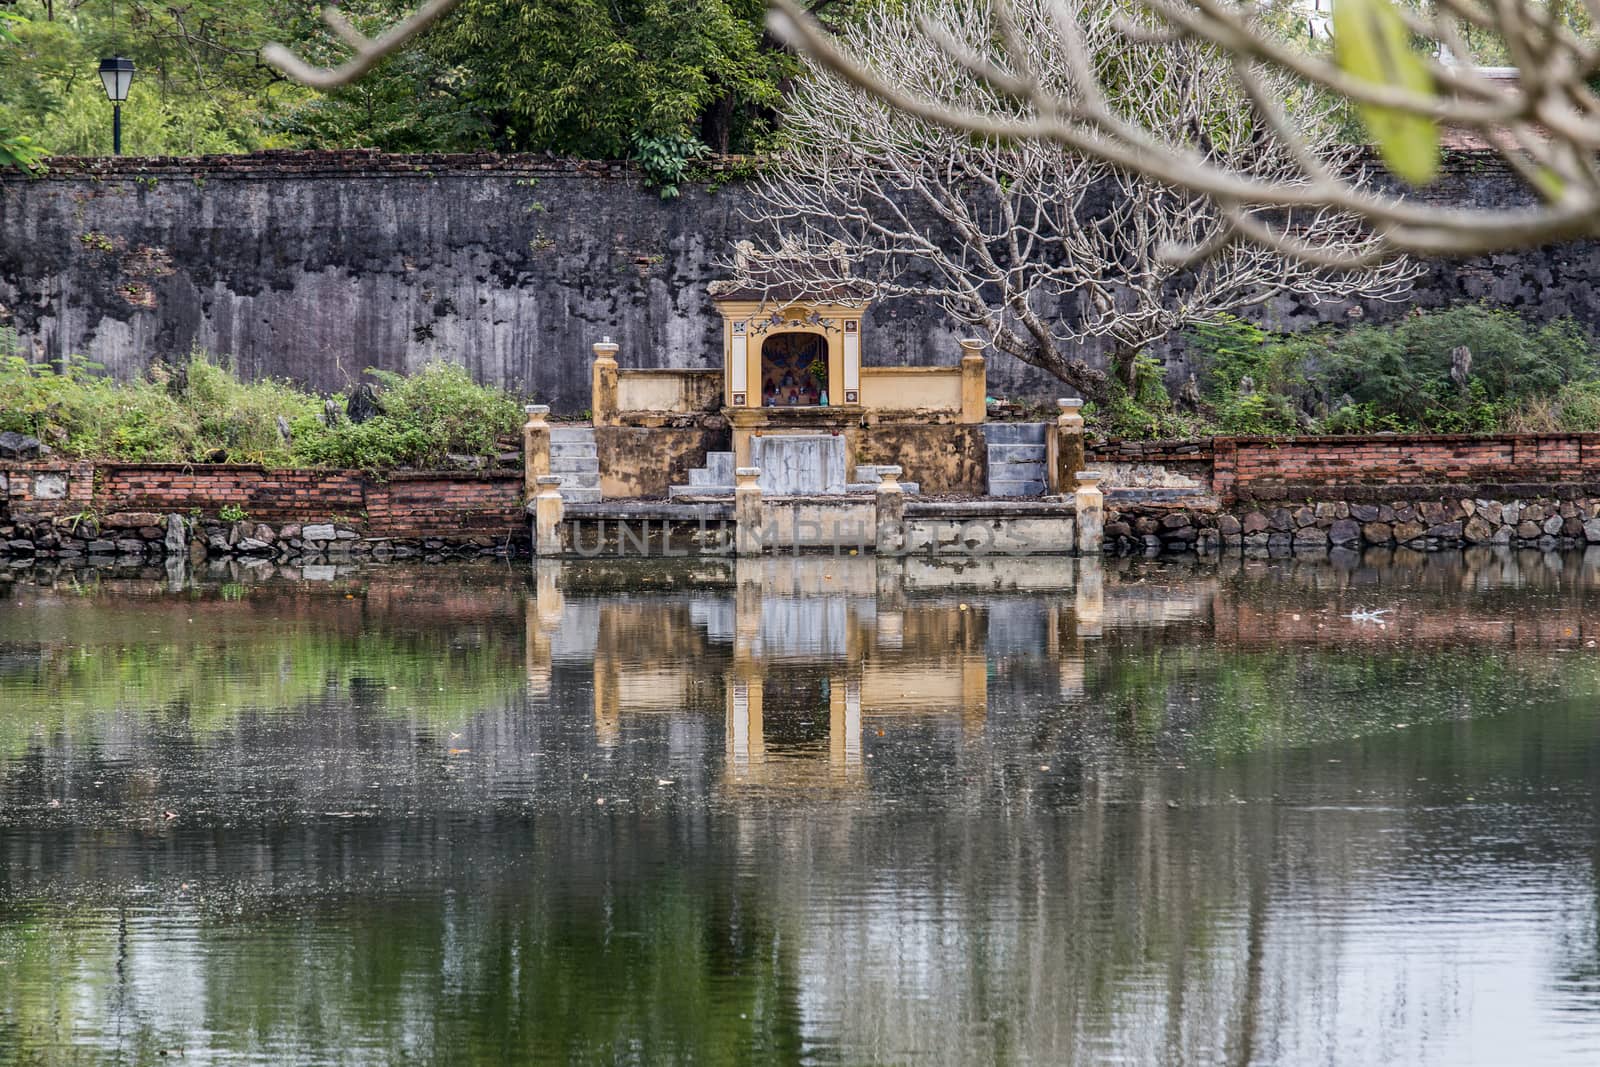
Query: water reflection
xmin=1 ymin=550 xmax=1599 ymax=1064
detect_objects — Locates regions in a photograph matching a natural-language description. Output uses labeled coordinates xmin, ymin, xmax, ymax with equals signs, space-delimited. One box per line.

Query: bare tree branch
xmin=261 ymin=0 xmax=463 ymax=90
xmin=742 ymin=0 xmax=1417 ymax=399
xmin=766 ymin=0 xmax=1600 ymax=262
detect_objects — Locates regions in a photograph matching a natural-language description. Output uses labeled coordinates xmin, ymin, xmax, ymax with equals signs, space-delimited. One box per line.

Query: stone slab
xmin=750 ymin=434 xmax=848 ymax=495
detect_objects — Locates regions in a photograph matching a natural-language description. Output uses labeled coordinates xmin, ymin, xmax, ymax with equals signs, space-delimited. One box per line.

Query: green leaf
xmin=1333 ymin=0 xmax=1440 ymax=185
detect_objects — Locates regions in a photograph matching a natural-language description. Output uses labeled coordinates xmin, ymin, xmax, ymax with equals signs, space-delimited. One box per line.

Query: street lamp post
xmin=97 ymin=57 xmax=135 ymax=155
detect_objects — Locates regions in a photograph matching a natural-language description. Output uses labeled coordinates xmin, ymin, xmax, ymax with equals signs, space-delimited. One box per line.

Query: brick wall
xmin=1211 ymin=433 xmax=1600 ymax=502
xmin=1 ymin=462 xmax=525 ymax=538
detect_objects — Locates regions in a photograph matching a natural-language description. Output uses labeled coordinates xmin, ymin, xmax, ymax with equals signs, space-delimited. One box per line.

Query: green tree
xmin=0 ymin=0 xmax=312 ymax=157
xmin=0 ymin=12 xmax=46 ymax=169
xmin=421 ymin=0 xmax=786 ymax=156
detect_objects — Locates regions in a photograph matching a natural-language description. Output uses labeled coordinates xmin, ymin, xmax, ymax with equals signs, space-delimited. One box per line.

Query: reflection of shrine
xmin=521 ymin=558 xmax=1139 ymax=792
xmin=718 ymin=560 xmax=988 ymax=788
xmin=529 ymin=559 xmax=993 ymax=789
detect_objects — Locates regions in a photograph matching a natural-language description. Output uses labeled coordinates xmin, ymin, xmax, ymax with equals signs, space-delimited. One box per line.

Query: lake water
xmin=2 ymin=551 xmax=1600 ymax=1065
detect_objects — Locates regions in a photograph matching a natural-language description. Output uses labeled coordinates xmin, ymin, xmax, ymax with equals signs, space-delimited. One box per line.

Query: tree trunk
xmin=700 ymin=93 xmax=736 ymax=155
xmin=1112 ymin=345 xmax=1141 ymax=392
xmin=1003 ymin=335 xmax=1110 ymax=403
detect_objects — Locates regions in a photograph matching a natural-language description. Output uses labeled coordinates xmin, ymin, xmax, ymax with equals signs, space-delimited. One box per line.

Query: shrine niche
xmin=708 ymin=286 xmax=867 ymax=410
xmin=760 ymin=331 xmax=828 ymax=407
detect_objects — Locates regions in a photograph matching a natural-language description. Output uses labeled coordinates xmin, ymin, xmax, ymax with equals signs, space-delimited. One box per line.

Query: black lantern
xmin=97 ymin=57 xmax=136 ymax=155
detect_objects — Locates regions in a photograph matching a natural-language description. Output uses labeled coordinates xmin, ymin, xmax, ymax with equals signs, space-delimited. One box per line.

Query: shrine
xmin=563 ymin=267 xmax=997 ymax=500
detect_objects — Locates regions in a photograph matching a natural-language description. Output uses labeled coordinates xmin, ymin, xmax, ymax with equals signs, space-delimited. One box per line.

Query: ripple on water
xmin=1 ymin=555 xmax=1600 ymax=1065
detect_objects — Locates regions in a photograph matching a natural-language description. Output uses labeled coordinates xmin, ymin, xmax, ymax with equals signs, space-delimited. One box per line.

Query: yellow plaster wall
xmin=615 ymin=369 xmax=723 ymax=413
xmin=858 ymin=367 xmax=964 ymax=412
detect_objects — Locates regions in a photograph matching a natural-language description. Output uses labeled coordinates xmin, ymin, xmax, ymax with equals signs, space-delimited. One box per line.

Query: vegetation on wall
xmin=1140 ymin=305 xmax=1600 ymax=439
xmin=0 ymin=336 xmax=524 ymax=468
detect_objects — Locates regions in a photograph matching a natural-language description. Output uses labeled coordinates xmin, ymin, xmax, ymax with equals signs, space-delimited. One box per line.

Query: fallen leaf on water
xmin=163 ymin=810 xmax=178 ymax=821
xmin=447 ymin=748 xmax=470 ymax=756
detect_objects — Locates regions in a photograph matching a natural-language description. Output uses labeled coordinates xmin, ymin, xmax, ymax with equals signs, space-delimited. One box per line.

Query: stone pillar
xmin=735 ymin=466 xmax=763 ymax=557
xmin=591 ymin=337 xmax=620 ymax=426
xmin=1074 ymin=555 xmax=1104 ymax=638
xmin=1047 ymin=397 xmax=1085 ymax=495
xmin=959 ymin=339 xmax=987 ymax=424
xmin=828 ymin=675 xmax=863 ymax=780
xmin=1074 ymin=469 xmax=1105 ymax=554
xmin=524 ymin=561 xmax=564 ymax=699
xmin=523 ymin=404 xmax=550 ymax=498
xmin=533 ymin=474 xmax=565 ymax=556
xmin=873 ymin=464 xmax=906 ymax=556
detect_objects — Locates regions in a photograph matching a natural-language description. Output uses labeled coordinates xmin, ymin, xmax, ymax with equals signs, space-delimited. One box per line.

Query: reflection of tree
xmin=1 ymin=828 xmax=808 ymax=1064
xmin=6 ymin=557 xmax=1600 ymax=1062
xmin=0 ymin=573 xmax=531 ymax=758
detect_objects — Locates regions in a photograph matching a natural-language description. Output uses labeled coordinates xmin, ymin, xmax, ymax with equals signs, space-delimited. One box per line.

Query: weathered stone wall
xmin=1105 ymin=492 xmax=1600 ymax=553
xmin=855 ymin=422 xmax=988 ymax=496
xmin=596 ymin=419 xmax=729 ymax=499
xmin=2 ymin=149 xmax=1591 ymax=413
xmin=0 ymin=151 xmax=1054 ymax=413
xmin=1096 ymin=431 xmax=1600 ymax=553
xmin=0 ymin=460 xmax=527 ymax=563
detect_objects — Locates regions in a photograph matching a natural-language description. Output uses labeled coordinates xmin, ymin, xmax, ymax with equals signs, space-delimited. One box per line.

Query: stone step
xmin=983 ymin=422 xmax=1049 ymax=444
xmin=551 ymin=455 xmax=599 ymax=475
xmin=669 ymin=484 xmax=732 ymax=499
xmin=550 ymin=439 xmax=597 ymax=458
xmin=549 ymin=425 xmax=595 ymax=441
xmin=989 ymin=460 xmax=1047 ymax=481
xmin=702 ymin=452 xmax=734 ymax=481
xmin=558 ymin=486 xmax=602 ymax=504
xmin=687 ymin=467 xmax=722 ymax=486
xmin=555 ymin=470 xmax=599 ymax=488
xmin=987 ymin=443 xmax=1047 ymax=464
xmin=989 ymin=478 xmax=1046 ymax=497
xmin=846 ymin=481 xmax=920 ymax=494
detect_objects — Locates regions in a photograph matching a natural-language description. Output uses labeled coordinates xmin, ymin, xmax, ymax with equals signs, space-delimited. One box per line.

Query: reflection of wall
xmin=567 ymin=560 xmax=996 ymax=776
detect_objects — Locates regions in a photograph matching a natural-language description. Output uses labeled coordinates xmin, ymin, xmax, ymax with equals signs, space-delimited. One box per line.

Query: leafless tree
xmin=739 ymin=0 xmax=1417 ymax=398
xmin=263 ymin=1 xmax=1600 ymax=265
xmin=766 ymin=0 xmax=1600 ymax=266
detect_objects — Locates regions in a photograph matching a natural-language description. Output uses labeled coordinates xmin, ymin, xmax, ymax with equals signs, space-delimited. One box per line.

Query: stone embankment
xmin=1104 ymin=494 xmax=1600 ymax=553
xmin=1092 ymin=431 xmax=1600 ymax=554
xmin=1 ymin=461 xmax=527 ymax=563
xmin=0 ymin=510 xmax=525 ymax=564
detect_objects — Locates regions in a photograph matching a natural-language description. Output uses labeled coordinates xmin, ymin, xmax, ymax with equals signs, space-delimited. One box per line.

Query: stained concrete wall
xmin=0 ymin=149 xmax=1591 ymax=412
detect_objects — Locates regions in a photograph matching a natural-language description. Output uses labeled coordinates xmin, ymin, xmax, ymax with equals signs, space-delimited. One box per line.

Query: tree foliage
xmin=0 ymin=0 xmax=881 ymax=167
xmin=0 ymin=12 xmax=47 ymax=169
xmin=1183 ymin=306 xmax=1600 ymax=437
xmin=0 ymin=1 xmax=313 ymax=157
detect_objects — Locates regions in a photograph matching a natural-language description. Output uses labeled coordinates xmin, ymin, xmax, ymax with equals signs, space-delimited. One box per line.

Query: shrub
xmin=1504 ymin=380 xmax=1600 ymax=433
xmin=0 ymin=346 xmax=524 ymax=469
xmin=1187 ymin=315 xmax=1315 ymax=435
xmin=1085 ymin=353 xmax=1211 ymax=440
xmin=1323 ymin=306 xmax=1597 ymax=431
xmin=291 ymin=362 xmax=522 ymax=470
xmin=1181 ymin=305 xmax=1600 ymax=438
